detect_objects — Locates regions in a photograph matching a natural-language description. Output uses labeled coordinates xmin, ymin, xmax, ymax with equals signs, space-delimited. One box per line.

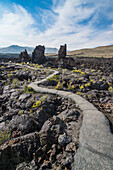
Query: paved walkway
xmin=26 ymin=65 xmax=113 ymax=169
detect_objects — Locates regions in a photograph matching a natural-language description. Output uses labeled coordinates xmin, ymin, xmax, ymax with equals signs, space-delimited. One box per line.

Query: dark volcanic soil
xmin=0 ymin=57 xmax=112 ymax=169
xmin=0 ymin=63 xmax=82 ymax=170
xmin=40 ymin=57 xmax=113 ymax=131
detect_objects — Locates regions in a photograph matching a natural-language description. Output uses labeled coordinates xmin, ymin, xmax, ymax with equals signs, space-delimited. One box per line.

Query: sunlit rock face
xmin=32 ymin=45 xmax=47 ymax=64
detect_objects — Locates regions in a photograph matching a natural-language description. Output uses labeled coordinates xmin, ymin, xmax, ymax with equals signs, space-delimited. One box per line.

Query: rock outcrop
xmin=19 ymin=49 xmax=31 ymax=63
xmin=32 ymin=45 xmax=47 ymax=64
xmin=58 ymin=44 xmax=67 ymax=60
xmin=58 ymin=57 xmax=75 ymax=69
xmin=57 ymin=44 xmax=75 ymax=69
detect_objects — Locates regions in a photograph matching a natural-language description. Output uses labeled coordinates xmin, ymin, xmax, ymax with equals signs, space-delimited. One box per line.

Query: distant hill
xmin=67 ymin=45 xmax=113 ymax=58
xmin=0 ymin=45 xmax=58 ymax=54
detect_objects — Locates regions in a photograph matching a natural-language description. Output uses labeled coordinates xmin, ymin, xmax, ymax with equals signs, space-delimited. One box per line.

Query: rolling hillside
xmin=67 ymin=45 xmax=113 ymax=58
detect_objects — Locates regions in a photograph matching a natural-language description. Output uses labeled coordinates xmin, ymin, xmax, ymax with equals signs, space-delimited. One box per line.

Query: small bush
xmin=91 ymin=69 xmax=95 ymax=73
xmin=87 ymin=94 xmax=93 ymax=99
xmin=5 ymin=79 xmax=10 ymax=86
xmin=41 ymin=95 xmax=47 ymax=102
xmin=108 ymin=86 xmax=113 ymax=92
xmin=18 ymin=110 xmax=24 ymax=115
xmin=23 ymin=85 xmax=35 ymax=94
xmin=11 ymin=78 xmax=20 ymax=88
xmin=79 ymin=85 xmax=84 ymax=89
xmin=72 ymin=69 xmax=85 ymax=74
xmin=32 ymin=100 xmax=41 ymax=108
xmin=67 ymin=82 xmax=75 ymax=91
xmin=7 ymin=73 xmax=12 ymax=78
xmin=28 ymin=78 xmax=31 ymax=83
xmin=108 ymin=82 xmax=112 ymax=86
xmin=1 ymin=66 xmax=5 ymax=68
xmin=85 ymin=82 xmax=91 ymax=88
xmin=76 ymin=92 xmax=83 ymax=96
xmin=0 ymin=130 xmax=11 ymax=144
xmin=54 ymin=81 xmax=63 ymax=90
xmin=47 ymin=74 xmax=59 ymax=82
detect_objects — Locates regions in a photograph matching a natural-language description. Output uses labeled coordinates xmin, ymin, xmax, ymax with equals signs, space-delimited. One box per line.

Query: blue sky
xmin=0 ymin=0 xmax=113 ymax=50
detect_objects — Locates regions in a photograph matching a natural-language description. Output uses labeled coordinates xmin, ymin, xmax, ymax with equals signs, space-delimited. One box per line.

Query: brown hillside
xmin=67 ymin=45 xmax=113 ymax=58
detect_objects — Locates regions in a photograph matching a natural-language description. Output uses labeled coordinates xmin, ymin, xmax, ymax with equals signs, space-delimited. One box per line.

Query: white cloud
xmin=0 ymin=4 xmax=37 ymax=47
xmin=0 ymin=0 xmax=113 ymax=50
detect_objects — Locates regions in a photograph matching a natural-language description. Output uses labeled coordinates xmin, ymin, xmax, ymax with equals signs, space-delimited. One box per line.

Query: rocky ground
xmin=40 ymin=57 xmax=113 ymax=131
xmin=0 ymin=57 xmax=113 ymax=169
xmin=0 ymin=63 xmax=82 ymax=170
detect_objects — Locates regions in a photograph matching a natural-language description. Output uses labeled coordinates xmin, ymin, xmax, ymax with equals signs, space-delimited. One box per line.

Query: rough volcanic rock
xmin=15 ymin=70 xmax=32 ymax=81
xmin=39 ymin=116 xmax=66 ymax=147
xmin=0 ymin=132 xmax=40 ymax=170
xmin=19 ymin=93 xmax=31 ymax=102
xmin=32 ymin=45 xmax=47 ymax=64
xmin=16 ymin=161 xmax=37 ymax=170
xmin=19 ymin=49 xmax=31 ymax=63
xmin=31 ymin=104 xmax=55 ymax=131
xmin=58 ymin=44 xmax=67 ymax=59
xmin=58 ymin=57 xmax=75 ymax=69
xmin=8 ymin=114 xmax=35 ymax=135
xmin=45 ymin=44 xmax=75 ymax=69
xmin=58 ymin=133 xmax=71 ymax=146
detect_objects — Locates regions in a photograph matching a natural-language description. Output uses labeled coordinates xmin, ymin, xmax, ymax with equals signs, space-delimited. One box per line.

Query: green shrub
xmin=79 ymin=85 xmax=84 ymax=89
xmin=47 ymin=74 xmax=59 ymax=82
xmin=5 ymin=79 xmax=10 ymax=85
xmin=23 ymin=85 xmax=35 ymax=94
xmin=18 ymin=110 xmax=24 ymax=115
xmin=32 ymin=100 xmax=41 ymax=108
xmin=11 ymin=78 xmax=20 ymax=88
xmin=1 ymin=66 xmax=5 ymax=68
xmin=54 ymin=81 xmax=63 ymax=90
xmin=72 ymin=69 xmax=85 ymax=74
xmin=0 ymin=130 xmax=11 ymax=144
xmin=7 ymin=73 xmax=12 ymax=78
xmin=67 ymin=81 xmax=75 ymax=91
xmin=91 ymin=69 xmax=95 ymax=73
xmin=41 ymin=95 xmax=47 ymax=102
xmin=76 ymin=91 xmax=83 ymax=96
xmin=85 ymin=82 xmax=91 ymax=88
xmin=108 ymin=86 xmax=113 ymax=92
xmin=87 ymin=94 xmax=93 ymax=99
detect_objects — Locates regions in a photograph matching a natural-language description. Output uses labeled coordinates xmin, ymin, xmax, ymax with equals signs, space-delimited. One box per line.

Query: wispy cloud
xmin=0 ymin=4 xmax=37 ymax=47
xmin=0 ymin=0 xmax=113 ymax=50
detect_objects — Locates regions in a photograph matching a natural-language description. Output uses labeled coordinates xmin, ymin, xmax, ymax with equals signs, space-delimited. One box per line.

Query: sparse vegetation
xmin=108 ymin=86 xmax=113 ymax=92
xmin=18 ymin=110 xmax=24 ymax=115
xmin=85 ymin=82 xmax=91 ymax=88
xmin=41 ymin=95 xmax=47 ymax=102
xmin=0 ymin=130 xmax=11 ymax=144
xmin=23 ymin=85 xmax=35 ymax=94
xmin=67 ymin=81 xmax=75 ymax=91
xmin=76 ymin=92 xmax=83 ymax=96
xmin=72 ymin=69 xmax=85 ymax=74
xmin=47 ymin=74 xmax=59 ymax=82
xmin=79 ymin=85 xmax=84 ymax=90
xmin=11 ymin=78 xmax=20 ymax=88
xmin=32 ymin=100 xmax=42 ymax=108
xmin=54 ymin=81 xmax=63 ymax=90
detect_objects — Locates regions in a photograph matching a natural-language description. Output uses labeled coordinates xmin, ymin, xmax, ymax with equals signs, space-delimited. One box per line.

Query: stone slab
xmin=57 ymin=90 xmax=72 ymax=97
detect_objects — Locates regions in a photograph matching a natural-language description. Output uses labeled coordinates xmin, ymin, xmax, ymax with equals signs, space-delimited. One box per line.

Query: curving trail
xmin=2 ymin=63 xmax=112 ymax=169
xmin=27 ymin=65 xmax=113 ymax=170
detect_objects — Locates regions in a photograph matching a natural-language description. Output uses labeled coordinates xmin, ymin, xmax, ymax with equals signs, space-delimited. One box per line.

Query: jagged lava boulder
xmin=19 ymin=49 xmax=31 ymax=63
xmin=32 ymin=45 xmax=47 ymax=64
xmin=58 ymin=44 xmax=67 ymax=60
xmin=57 ymin=44 xmax=75 ymax=69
